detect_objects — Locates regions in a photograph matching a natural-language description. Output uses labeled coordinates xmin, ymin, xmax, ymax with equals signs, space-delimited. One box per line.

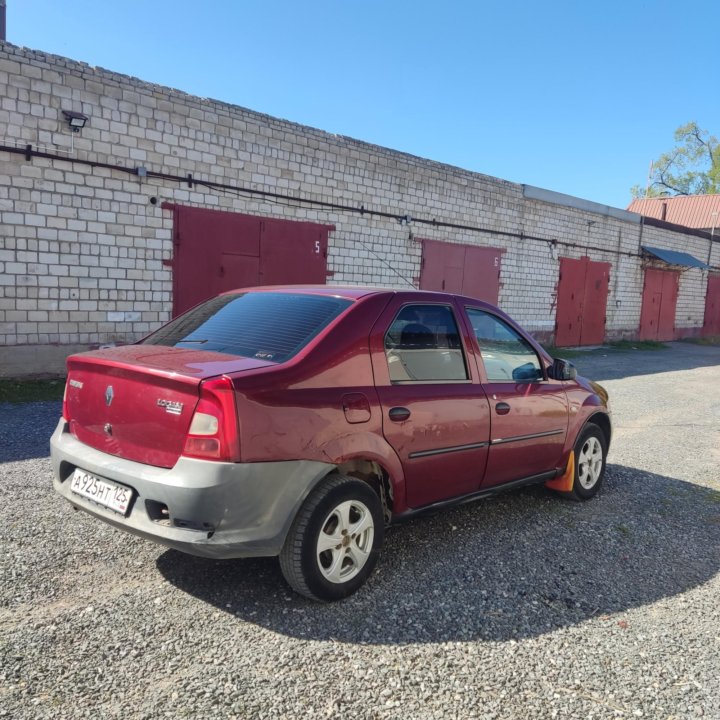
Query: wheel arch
xmin=332 ymin=458 xmax=395 ymax=525
xmin=585 ymin=411 xmax=612 ymax=448
xmin=314 ymin=431 xmax=407 ymax=518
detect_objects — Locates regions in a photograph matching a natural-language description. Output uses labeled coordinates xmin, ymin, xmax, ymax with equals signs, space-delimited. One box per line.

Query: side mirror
xmin=549 ymin=358 xmax=577 ymax=381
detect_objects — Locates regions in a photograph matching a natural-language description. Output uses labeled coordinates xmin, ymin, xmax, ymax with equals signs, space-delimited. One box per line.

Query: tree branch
xmin=632 ymin=122 xmax=718 ymax=198
xmin=654 ymin=167 xmax=689 ymax=196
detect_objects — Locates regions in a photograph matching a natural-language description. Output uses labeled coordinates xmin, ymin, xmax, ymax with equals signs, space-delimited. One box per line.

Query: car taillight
xmin=62 ymin=380 xmax=71 ymax=422
xmin=182 ymin=376 xmax=240 ymax=462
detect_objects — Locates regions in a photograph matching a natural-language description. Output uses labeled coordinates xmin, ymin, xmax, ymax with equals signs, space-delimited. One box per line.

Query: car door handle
xmin=495 ymin=402 xmax=511 ymax=415
xmin=388 ymin=407 xmax=411 ymax=422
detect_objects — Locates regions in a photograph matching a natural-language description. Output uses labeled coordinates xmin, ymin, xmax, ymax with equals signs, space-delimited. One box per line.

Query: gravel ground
xmin=1 ymin=342 xmax=719 ymax=719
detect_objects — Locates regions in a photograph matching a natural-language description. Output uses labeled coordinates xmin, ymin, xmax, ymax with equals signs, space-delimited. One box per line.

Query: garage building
xmin=0 ymin=42 xmax=718 ymax=375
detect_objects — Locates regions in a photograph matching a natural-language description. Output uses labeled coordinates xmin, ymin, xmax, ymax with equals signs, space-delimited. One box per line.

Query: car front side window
xmin=384 ymin=304 xmax=468 ymax=382
xmin=466 ymin=308 xmax=543 ymax=382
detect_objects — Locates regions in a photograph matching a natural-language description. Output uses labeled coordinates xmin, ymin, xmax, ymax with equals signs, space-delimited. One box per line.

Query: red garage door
xmin=639 ymin=268 xmax=679 ymax=341
xmin=165 ymin=205 xmax=332 ymax=316
xmin=702 ymin=274 xmax=720 ymax=337
xmin=420 ymin=239 xmax=502 ymax=304
xmin=555 ymin=257 xmax=610 ymax=346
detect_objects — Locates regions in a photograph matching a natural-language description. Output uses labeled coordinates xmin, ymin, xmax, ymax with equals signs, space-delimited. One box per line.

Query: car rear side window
xmin=466 ymin=308 xmax=543 ymax=382
xmin=142 ymin=292 xmax=352 ymax=362
xmin=384 ymin=304 xmax=468 ymax=382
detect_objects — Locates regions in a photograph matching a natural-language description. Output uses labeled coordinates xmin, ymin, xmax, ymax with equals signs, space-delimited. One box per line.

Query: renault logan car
xmin=51 ymin=287 xmax=611 ymax=601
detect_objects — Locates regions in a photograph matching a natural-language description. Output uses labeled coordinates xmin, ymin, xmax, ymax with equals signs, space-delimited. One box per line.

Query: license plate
xmin=70 ymin=469 xmax=133 ymax=516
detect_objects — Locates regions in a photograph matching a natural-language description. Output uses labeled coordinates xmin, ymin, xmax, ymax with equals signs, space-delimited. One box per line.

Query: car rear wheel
xmin=279 ymin=474 xmax=384 ymax=601
xmin=568 ymin=423 xmax=607 ymax=500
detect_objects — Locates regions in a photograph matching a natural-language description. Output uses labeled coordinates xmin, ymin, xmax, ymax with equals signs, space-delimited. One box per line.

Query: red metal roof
xmin=627 ymin=195 xmax=720 ymax=230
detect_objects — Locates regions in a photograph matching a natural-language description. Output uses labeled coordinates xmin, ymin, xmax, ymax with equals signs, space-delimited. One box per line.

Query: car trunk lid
xmin=64 ymin=345 xmax=274 ymax=468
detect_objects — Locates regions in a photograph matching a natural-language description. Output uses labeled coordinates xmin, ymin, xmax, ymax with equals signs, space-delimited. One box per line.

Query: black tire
xmin=567 ymin=422 xmax=608 ymax=501
xmin=279 ymin=474 xmax=384 ymax=602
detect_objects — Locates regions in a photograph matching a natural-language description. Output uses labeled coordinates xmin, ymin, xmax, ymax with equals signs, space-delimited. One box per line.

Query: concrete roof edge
xmin=522 ymin=185 xmax=641 ymax=224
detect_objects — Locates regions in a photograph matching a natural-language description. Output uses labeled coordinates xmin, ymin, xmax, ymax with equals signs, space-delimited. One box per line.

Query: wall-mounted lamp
xmin=62 ymin=110 xmax=89 ymax=132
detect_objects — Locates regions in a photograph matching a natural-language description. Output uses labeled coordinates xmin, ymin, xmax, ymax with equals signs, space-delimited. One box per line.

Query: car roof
xmin=221 ymin=285 xmax=498 ymax=307
xmin=218 ymin=285 xmax=399 ymax=300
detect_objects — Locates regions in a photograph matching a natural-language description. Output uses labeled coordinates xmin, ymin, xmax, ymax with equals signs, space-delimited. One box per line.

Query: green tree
xmin=631 ymin=122 xmax=719 ymax=198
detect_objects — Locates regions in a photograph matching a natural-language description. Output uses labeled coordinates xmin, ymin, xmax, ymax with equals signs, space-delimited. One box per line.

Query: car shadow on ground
xmin=156 ymin=463 xmax=720 ymax=644
xmin=564 ymin=342 xmax=720 ymax=382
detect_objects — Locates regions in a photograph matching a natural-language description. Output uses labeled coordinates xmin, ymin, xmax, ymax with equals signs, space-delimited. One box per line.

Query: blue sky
xmin=8 ymin=0 xmax=719 ymax=209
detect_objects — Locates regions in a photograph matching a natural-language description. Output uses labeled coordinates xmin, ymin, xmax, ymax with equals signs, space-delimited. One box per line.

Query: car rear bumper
xmin=50 ymin=418 xmax=334 ymax=558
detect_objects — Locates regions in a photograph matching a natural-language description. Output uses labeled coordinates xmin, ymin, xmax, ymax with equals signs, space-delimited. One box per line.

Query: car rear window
xmin=142 ymin=292 xmax=353 ymax=362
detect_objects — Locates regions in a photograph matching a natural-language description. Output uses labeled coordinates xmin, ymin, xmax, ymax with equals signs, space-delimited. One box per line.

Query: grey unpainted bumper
xmin=50 ymin=419 xmax=335 ymax=559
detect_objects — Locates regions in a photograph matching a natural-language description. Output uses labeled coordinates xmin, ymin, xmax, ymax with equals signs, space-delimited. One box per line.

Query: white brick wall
xmin=0 ymin=42 xmax=716 ymax=374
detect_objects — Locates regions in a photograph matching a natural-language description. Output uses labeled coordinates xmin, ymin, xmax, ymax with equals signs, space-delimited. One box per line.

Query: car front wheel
xmin=569 ymin=423 xmax=608 ymax=500
xmin=279 ymin=474 xmax=384 ymax=601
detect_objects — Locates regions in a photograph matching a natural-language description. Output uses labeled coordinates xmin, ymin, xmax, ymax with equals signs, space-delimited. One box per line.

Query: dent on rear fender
xmin=318 ymin=430 xmax=407 ymax=512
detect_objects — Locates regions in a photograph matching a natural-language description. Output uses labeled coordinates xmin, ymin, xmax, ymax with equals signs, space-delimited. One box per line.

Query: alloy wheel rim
xmin=316 ymin=500 xmax=374 ymax=584
xmin=577 ymin=436 xmax=603 ymax=489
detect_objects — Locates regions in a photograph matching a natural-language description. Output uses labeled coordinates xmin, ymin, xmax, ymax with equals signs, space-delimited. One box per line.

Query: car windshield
xmin=141 ymin=292 xmax=352 ymax=362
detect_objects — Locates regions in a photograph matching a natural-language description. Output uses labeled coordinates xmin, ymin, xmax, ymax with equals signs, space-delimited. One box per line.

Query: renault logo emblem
xmin=105 ymin=385 xmax=114 ymax=407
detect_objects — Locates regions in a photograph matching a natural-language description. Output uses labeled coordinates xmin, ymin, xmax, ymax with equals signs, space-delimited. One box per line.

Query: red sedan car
xmin=51 ymin=287 xmax=610 ymax=601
